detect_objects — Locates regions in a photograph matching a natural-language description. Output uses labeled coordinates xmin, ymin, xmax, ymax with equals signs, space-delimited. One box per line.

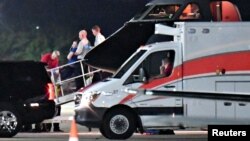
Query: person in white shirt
xmin=92 ymin=25 xmax=105 ymax=47
xmin=75 ymin=30 xmax=90 ymax=60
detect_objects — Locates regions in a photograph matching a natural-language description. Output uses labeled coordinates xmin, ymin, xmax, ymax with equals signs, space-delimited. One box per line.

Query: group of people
xmin=42 ymin=25 xmax=105 ymax=70
xmin=22 ymin=25 xmax=106 ymax=133
xmin=61 ymin=25 xmax=106 ymax=89
xmin=69 ymin=25 xmax=105 ymax=62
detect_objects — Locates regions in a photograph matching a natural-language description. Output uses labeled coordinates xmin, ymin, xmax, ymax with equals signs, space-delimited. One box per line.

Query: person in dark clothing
xmin=61 ymin=41 xmax=78 ymax=81
xmin=74 ymin=60 xmax=89 ymax=90
xmin=42 ymin=106 xmax=63 ymax=132
xmin=67 ymin=41 xmax=78 ymax=63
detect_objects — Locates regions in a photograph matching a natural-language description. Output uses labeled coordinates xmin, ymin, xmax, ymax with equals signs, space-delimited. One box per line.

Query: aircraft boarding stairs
xmin=48 ymin=60 xmax=101 ymax=106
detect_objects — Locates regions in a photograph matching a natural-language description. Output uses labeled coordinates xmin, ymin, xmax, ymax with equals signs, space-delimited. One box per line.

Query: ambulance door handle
xmin=202 ymin=28 xmax=210 ymax=34
xmin=224 ymin=102 xmax=232 ymax=106
xmin=164 ymin=85 xmax=176 ymax=89
xmin=239 ymin=103 xmax=246 ymax=106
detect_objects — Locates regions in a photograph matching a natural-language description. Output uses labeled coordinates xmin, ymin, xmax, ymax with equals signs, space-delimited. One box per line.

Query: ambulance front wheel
xmin=101 ymin=108 xmax=136 ymax=140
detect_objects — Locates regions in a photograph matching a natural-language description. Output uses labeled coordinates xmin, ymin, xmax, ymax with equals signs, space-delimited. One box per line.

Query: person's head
xmin=191 ymin=4 xmax=199 ymax=13
xmin=72 ymin=41 xmax=78 ymax=48
xmin=51 ymin=50 xmax=60 ymax=59
xmin=92 ymin=25 xmax=101 ymax=36
xmin=79 ymin=30 xmax=87 ymax=40
xmin=162 ymin=58 xmax=170 ymax=66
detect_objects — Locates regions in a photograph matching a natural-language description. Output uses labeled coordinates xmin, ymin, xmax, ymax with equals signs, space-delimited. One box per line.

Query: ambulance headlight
xmin=124 ymin=88 xmax=138 ymax=94
xmin=74 ymin=94 xmax=82 ymax=106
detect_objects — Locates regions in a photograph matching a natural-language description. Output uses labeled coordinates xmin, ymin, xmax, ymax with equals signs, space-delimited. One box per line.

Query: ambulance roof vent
xmin=155 ymin=24 xmax=181 ymax=36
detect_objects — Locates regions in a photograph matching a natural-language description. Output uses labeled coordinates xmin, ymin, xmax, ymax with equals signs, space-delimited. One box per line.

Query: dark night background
xmin=0 ymin=0 xmax=149 ymax=63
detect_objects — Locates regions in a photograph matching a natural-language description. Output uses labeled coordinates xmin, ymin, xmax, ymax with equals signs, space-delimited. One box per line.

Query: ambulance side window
xmin=179 ymin=3 xmax=201 ymax=20
xmin=210 ymin=1 xmax=241 ymax=21
xmin=124 ymin=50 xmax=175 ymax=84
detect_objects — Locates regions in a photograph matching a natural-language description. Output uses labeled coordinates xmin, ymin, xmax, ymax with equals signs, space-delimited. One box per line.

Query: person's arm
xmin=41 ymin=54 xmax=49 ymax=63
xmin=95 ymin=37 xmax=101 ymax=46
xmin=67 ymin=52 xmax=74 ymax=60
xmin=75 ymin=41 xmax=83 ymax=55
xmin=95 ymin=35 xmax=105 ymax=46
xmin=100 ymin=35 xmax=105 ymax=44
xmin=160 ymin=65 xmax=165 ymax=75
xmin=99 ymin=35 xmax=105 ymax=44
xmin=148 ymin=66 xmax=165 ymax=81
xmin=150 ymin=64 xmax=174 ymax=80
xmin=152 ymin=74 xmax=166 ymax=79
xmin=50 ymin=59 xmax=59 ymax=69
xmin=41 ymin=54 xmax=50 ymax=70
xmin=75 ymin=40 xmax=88 ymax=55
xmin=164 ymin=64 xmax=173 ymax=77
xmin=55 ymin=59 xmax=59 ymax=67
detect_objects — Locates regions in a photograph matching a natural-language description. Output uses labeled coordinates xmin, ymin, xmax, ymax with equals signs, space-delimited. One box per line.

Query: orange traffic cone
xmin=69 ymin=119 xmax=79 ymax=141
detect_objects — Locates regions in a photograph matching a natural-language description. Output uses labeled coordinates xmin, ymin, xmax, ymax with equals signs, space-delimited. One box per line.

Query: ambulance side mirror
xmin=139 ymin=68 xmax=147 ymax=83
xmin=132 ymin=68 xmax=147 ymax=83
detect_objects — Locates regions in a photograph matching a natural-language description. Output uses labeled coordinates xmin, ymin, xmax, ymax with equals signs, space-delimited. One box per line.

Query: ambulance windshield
xmin=114 ymin=50 xmax=146 ymax=79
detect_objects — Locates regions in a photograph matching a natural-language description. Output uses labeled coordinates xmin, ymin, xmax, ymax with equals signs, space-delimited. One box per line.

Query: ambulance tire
xmin=0 ymin=103 xmax=22 ymax=138
xmin=99 ymin=125 xmax=108 ymax=138
xmin=102 ymin=108 xmax=136 ymax=140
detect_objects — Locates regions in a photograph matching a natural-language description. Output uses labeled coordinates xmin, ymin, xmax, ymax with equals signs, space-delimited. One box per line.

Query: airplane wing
xmin=84 ymin=22 xmax=155 ymax=72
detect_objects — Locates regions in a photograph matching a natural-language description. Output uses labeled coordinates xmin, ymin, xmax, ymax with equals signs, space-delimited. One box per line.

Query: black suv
xmin=0 ymin=61 xmax=55 ymax=137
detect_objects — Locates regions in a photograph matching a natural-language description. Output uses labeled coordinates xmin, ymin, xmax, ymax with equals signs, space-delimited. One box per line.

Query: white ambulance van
xmin=75 ymin=21 xmax=250 ymax=139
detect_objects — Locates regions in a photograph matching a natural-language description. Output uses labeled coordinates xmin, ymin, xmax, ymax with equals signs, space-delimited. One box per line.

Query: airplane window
xmin=144 ymin=5 xmax=180 ymax=20
xmin=210 ymin=1 xmax=241 ymax=21
xmin=133 ymin=6 xmax=151 ymax=20
xmin=179 ymin=3 xmax=201 ymax=20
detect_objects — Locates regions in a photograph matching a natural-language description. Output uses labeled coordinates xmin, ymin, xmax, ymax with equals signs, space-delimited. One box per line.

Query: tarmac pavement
xmin=0 ymin=102 xmax=208 ymax=141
